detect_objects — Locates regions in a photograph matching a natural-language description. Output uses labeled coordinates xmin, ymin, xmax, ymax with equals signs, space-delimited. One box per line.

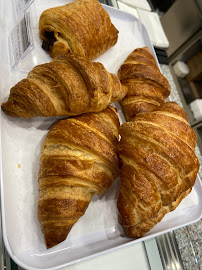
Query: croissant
xmin=39 ymin=0 xmax=118 ymax=60
xmin=118 ymin=47 xmax=171 ymax=121
xmin=38 ymin=106 xmax=120 ymax=248
xmin=117 ymin=102 xmax=199 ymax=237
xmin=1 ymin=53 xmax=127 ymax=118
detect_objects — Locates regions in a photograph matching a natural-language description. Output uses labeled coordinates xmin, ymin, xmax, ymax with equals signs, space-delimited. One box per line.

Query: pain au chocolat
xmin=39 ymin=0 xmax=118 ymax=60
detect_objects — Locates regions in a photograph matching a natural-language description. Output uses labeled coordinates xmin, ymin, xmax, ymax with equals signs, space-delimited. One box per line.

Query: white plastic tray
xmin=0 ymin=1 xmax=202 ymax=270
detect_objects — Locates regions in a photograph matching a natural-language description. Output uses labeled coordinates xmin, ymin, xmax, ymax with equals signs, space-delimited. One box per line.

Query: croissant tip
xmin=1 ymin=102 xmax=32 ymax=118
xmin=1 ymin=102 xmax=16 ymax=117
xmin=44 ymin=227 xmax=73 ymax=249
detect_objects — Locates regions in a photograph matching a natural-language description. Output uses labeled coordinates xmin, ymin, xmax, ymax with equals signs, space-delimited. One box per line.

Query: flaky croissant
xmin=117 ymin=102 xmax=199 ymax=237
xmin=1 ymin=53 xmax=127 ymax=118
xmin=39 ymin=0 xmax=118 ymax=60
xmin=38 ymin=106 xmax=120 ymax=248
xmin=118 ymin=47 xmax=170 ymax=121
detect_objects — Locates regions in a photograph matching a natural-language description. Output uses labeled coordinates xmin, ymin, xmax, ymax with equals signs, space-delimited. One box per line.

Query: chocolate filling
xmin=42 ymin=31 xmax=57 ymax=52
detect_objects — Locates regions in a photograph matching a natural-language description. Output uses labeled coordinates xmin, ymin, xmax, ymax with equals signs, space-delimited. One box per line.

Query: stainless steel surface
xmin=156 ymin=232 xmax=184 ymax=270
xmin=168 ymin=28 xmax=202 ymax=66
xmin=161 ymin=0 xmax=202 ymax=58
xmin=195 ymin=0 xmax=202 ymax=14
xmin=167 ymin=28 xmax=202 ymax=129
xmin=98 ymin=0 xmax=113 ymax=5
xmin=111 ymin=0 xmax=118 ymax=8
xmin=193 ymin=121 xmax=202 ymax=155
xmin=165 ymin=2 xmax=202 ymax=152
xmin=144 ymin=238 xmax=164 ymax=270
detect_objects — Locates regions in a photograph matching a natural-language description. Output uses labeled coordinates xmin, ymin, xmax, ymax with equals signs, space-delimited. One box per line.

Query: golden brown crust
xmin=1 ymin=53 xmax=127 ymax=118
xmin=38 ymin=106 xmax=120 ymax=248
xmin=39 ymin=0 xmax=118 ymax=60
xmin=118 ymin=47 xmax=171 ymax=121
xmin=117 ymin=102 xmax=199 ymax=237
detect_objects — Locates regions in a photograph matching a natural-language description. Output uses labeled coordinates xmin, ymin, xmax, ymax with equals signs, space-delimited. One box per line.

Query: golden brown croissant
xmin=117 ymin=102 xmax=199 ymax=237
xmin=1 ymin=53 xmax=127 ymax=118
xmin=38 ymin=106 xmax=120 ymax=248
xmin=39 ymin=0 xmax=118 ymax=60
xmin=117 ymin=47 xmax=171 ymax=121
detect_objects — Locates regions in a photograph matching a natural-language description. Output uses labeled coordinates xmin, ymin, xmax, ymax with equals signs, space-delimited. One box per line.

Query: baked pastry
xmin=38 ymin=106 xmax=120 ymax=248
xmin=39 ymin=0 xmax=118 ymax=60
xmin=2 ymin=53 xmax=127 ymax=118
xmin=117 ymin=102 xmax=199 ymax=237
xmin=118 ymin=47 xmax=171 ymax=121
